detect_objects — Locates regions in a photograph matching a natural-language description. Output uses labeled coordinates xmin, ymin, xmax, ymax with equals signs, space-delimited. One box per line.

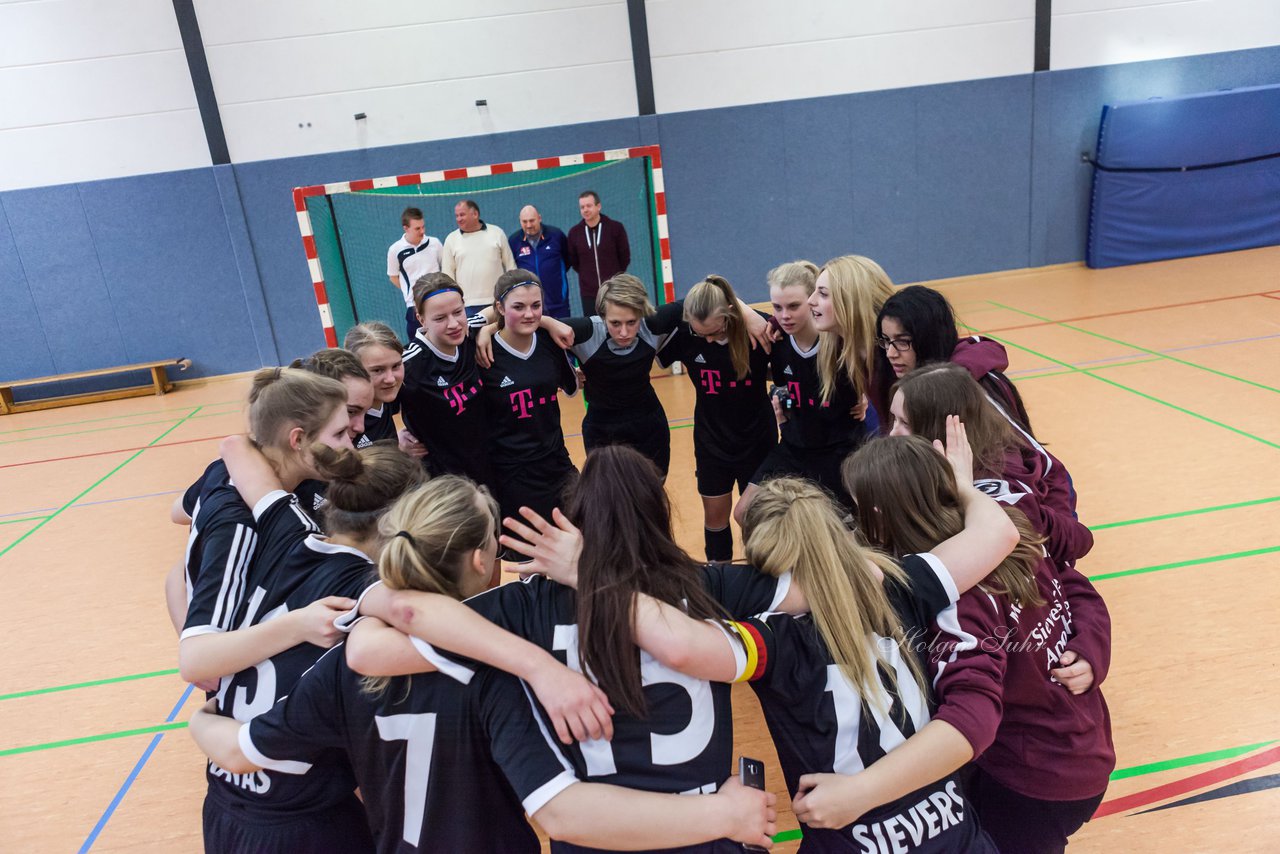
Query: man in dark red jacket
xmin=566 ymin=190 xmax=630 ymax=313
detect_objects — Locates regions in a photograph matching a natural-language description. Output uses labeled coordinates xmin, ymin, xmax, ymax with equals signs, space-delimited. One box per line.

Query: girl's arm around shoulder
xmin=631 ymin=594 xmax=743 ymax=683
xmin=534 ymin=776 xmax=776 ymax=850
xmin=930 ymin=591 xmax=1008 ymax=760
xmin=792 ymin=720 xmax=973 ymax=830
xmin=189 ymin=699 xmax=257 ymax=775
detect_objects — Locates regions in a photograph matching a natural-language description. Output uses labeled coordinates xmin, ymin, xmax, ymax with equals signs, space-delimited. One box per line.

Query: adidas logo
xmin=783 ymin=365 xmax=793 ymax=375
xmin=500 ymin=376 xmax=515 ymax=387
xmin=694 ymin=354 xmax=706 ymax=364
xmin=436 ymin=376 xmax=448 ymax=387
xmin=313 ymin=494 xmax=327 ymax=511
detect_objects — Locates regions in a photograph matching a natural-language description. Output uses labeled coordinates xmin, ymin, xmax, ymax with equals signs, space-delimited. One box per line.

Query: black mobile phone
xmin=738 ymin=756 xmax=768 ymax=853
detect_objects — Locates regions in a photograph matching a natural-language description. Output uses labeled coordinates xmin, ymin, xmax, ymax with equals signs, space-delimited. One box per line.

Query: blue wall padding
xmin=1087 ymin=83 xmax=1280 ymax=267
xmin=3 ymin=45 xmax=1280 ymax=385
xmin=0 ymin=197 xmax=58 ymax=380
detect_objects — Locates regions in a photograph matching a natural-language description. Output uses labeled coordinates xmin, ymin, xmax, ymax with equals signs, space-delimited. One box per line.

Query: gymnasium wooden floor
xmin=2 ymin=246 xmax=1279 ymax=852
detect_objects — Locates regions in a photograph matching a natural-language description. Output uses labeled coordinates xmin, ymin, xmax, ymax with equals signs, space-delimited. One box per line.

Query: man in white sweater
xmin=441 ymin=199 xmax=516 ymax=315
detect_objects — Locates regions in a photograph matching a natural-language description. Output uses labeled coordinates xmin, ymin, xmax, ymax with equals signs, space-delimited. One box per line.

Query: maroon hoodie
xmin=929 ymin=480 xmax=1114 ymax=801
xmin=952 ymin=336 xmax=1092 ymax=562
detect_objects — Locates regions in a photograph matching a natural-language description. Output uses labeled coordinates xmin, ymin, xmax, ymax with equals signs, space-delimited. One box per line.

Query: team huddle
xmin=168 ymin=253 xmax=1114 ymax=853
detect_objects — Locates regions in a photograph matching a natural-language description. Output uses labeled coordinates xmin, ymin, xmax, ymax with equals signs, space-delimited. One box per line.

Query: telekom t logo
xmin=788 ymin=381 xmax=802 ymax=407
xmin=443 ymin=382 xmax=467 ymax=414
xmin=700 ymin=369 xmax=722 ymax=395
xmin=509 ymin=389 xmax=535 ymax=419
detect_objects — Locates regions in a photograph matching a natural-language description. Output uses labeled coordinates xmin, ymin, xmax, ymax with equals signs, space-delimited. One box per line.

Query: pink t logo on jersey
xmin=700 ymin=370 xmax=722 ymax=395
xmin=509 ymin=388 xmax=535 ymax=419
xmin=787 ymin=380 xmax=802 ymax=408
xmin=443 ymin=382 xmax=467 ymax=414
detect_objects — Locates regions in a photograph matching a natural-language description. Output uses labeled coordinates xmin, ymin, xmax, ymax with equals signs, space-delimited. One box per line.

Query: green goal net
xmin=300 ymin=153 xmax=666 ymax=344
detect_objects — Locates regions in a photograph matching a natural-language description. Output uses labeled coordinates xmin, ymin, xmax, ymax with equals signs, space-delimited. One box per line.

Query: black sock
xmin=704 ymin=526 xmax=733 ymax=562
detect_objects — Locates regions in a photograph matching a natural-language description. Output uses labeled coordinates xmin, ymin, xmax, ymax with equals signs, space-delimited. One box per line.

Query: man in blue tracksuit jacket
xmin=508 ymin=204 xmax=571 ymax=318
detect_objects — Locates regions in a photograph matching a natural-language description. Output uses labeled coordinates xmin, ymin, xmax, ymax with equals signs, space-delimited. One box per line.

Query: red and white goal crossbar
xmin=292 ymin=144 xmax=672 ymax=347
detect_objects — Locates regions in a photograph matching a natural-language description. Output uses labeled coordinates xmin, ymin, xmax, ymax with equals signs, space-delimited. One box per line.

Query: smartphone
xmin=739 ymin=756 xmax=768 ymax=853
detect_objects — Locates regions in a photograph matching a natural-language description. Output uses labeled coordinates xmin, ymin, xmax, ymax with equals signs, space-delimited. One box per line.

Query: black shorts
xmin=202 ymin=792 xmax=373 ymax=854
xmin=966 ymin=765 xmax=1106 ymax=854
xmin=581 ymin=406 xmax=671 ymax=477
xmin=750 ymin=441 xmax=855 ymax=510
xmin=493 ymin=451 xmax=578 ymax=558
xmin=695 ymin=436 xmax=774 ymax=498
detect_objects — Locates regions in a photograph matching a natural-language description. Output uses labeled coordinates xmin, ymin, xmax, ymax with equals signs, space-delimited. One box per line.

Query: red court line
xmin=1261 ymin=292 xmax=1280 ymax=302
xmin=0 ymin=435 xmax=224 ymax=470
xmin=977 ymin=290 xmax=1275 ymax=335
xmin=1093 ymin=744 xmax=1280 ymax=819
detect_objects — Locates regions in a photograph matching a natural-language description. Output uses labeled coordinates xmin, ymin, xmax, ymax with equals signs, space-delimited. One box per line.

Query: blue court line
xmin=79 ymin=684 xmax=195 ymax=853
xmin=0 ymin=488 xmax=181 ymax=521
xmin=1004 ymin=331 xmax=1280 ymax=376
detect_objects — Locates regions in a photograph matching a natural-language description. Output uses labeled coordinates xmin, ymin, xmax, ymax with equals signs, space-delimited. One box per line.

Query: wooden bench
xmin=0 ymin=358 xmax=192 ymax=415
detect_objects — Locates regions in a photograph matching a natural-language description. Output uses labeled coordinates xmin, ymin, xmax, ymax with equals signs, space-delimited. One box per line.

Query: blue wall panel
xmin=2 ymin=185 xmax=129 ymax=374
xmin=658 ymin=102 xmax=789 ymax=299
xmin=914 ymin=75 xmax=1033 ymax=280
xmin=3 ymin=46 xmax=1278 ymax=387
xmin=1030 ymin=45 xmax=1280 ymax=266
xmin=77 ymin=169 xmax=261 ymax=378
xmin=0 ymin=197 xmax=57 ymax=380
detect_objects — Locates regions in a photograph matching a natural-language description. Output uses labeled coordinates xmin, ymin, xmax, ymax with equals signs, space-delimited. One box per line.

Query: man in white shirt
xmin=387 ymin=206 xmax=442 ymax=340
xmin=441 ymin=199 xmax=516 ymax=315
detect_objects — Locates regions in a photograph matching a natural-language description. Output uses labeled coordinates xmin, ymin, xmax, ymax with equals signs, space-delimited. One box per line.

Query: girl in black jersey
xmin=292 ymin=347 xmax=376 ymax=443
xmin=808 ymin=255 xmax=896 ymax=430
xmin=608 ymin=428 xmax=1022 ymax=852
xmin=398 ymin=272 xmax=494 ymax=486
xmin=553 ymin=273 xmax=684 ymax=477
xmin=735 ymin=261 xmax=870 ymax=525
xmin=178 ymin=368 xmax=353 ymax=683
xmin=356 ymin=446 xmax=796 ymax=854
xmin=188 ymin=475 xmax=777 ymax=853
xmin=189 ymin=438 xmax=428 ymax=853
xmin=477 ymin=269 xmax=580 ymax=557
xmin=345 ymin=322 xmax=423 ymax=456
xmin=656 ymin=275 xmax=776 ymax=561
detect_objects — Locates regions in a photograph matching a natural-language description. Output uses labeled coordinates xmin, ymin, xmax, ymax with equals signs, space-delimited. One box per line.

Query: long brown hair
xmin=683 ymin=275 xmax=750 ymax=380
xmin=843 ymin=436 xmax=1044 ymax=607
xmin=309 ymin=440 xmax=428 ymax=539
xmin=742 ymin=477 xmax=924 ymax=711
xmin=567 ymin=445 xmax=723 ymax=718
xmin=894 ymin=363 xmax=1024 ymax=478
xmin=364 ymin=476 xmax=499 ymax=697
xmin=815 ymin=255 xmax=895 ymax=402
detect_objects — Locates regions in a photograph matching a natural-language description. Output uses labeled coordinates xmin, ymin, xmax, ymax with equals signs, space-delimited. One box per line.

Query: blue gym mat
xmin=1086 ymin=83 xmax=1280 ymax=268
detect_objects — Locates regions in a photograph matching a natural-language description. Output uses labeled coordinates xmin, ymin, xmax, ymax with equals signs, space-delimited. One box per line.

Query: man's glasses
xmin=875 ymin=336 xmax=914 ymax=353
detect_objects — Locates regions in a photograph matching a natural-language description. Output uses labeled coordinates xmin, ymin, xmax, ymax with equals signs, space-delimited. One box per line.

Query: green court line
xmin=773 ymin=828 xmax=803 ymax=843
xmin=1110 ymin=740 xmax=1278 ymax=781
xmin=0 ymin=721 xmax=188 ymax=758
xmin=963 ymin=327 xmax=1280 ymax=451
xmin=0 ymin=406 xmax=204 ymax=560
xmin=1093 ymin=495 xmax=1280 ymax=530
xmin=0 ymin=405 xmax=240 ymax=446
xmin=0 ymin=669 xmax=180 ymax=702
xmin=0 ymin=398 xmax=240 ymax=437
xmin=1090 ymin=545 xmax=1280 ymax=582
xmin=988 ymin=301 xmax=1280 ymax=395
xmin=1014 ymin=356 xmax=1162 ymax=382
xmin=0 ymin=515 xmax=49 ymax=526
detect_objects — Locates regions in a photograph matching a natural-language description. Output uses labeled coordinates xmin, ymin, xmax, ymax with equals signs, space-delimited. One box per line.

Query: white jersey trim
xmin=914 ymin=552 xmax=960 ymax=606
xmin=494 ymin=331 xmax=537 ymax=361
xmin=251 ymin=489 xmax=290 ymax=522
xmin=768 ymin=572 xmax=793 ymax=612
xmin=409 ymin=636 xmax=476 ymax=685
xmin=335 ymin=580 xmax=382 ymax=632
xmin=303 ymin=535 xmax=373 ymax=562
xmin=239 ymin=723 xmax=314 ymax=775
xmin=523 ymin=771 xmax=579 ymax=816
xmin=788 ymin=335 xmax=819 ymax=359
xmin=179 ymin=624 xmax=223 ymax=640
